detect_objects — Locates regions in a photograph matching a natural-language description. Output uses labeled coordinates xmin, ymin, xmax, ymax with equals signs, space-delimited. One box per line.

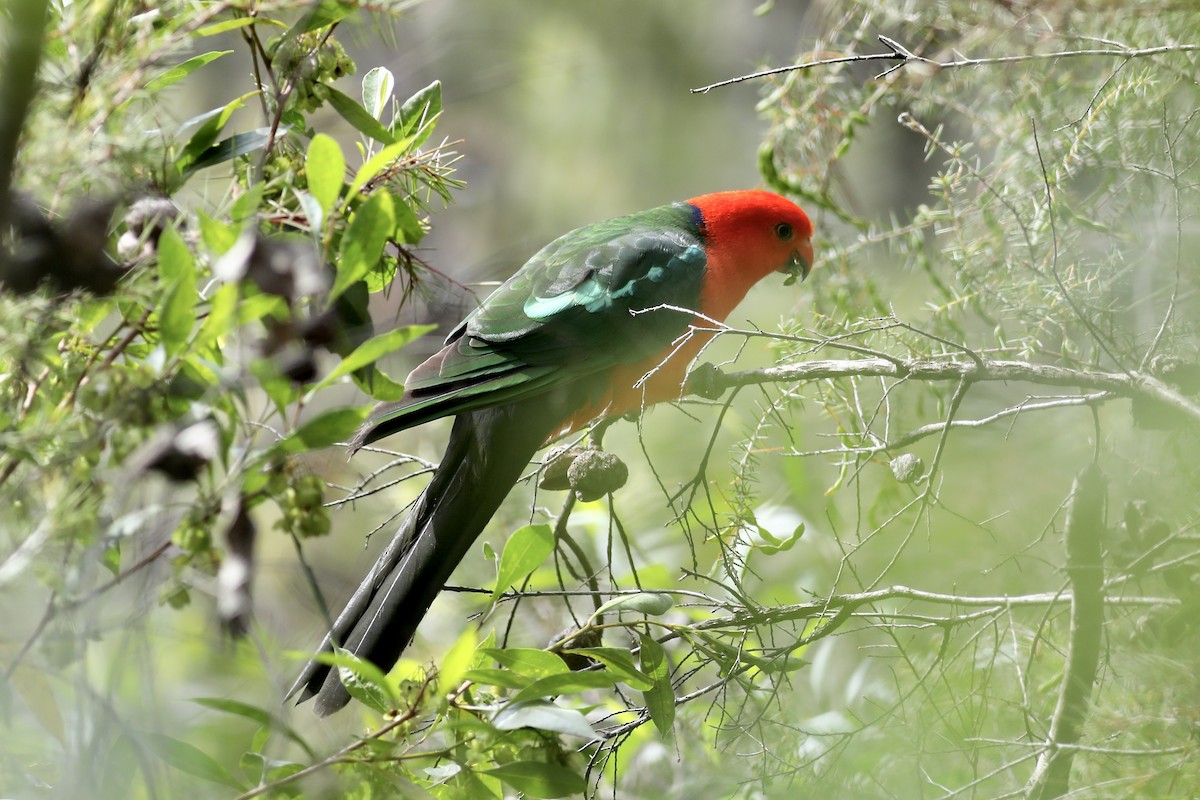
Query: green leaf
xmin=286 ymin=0 xmax=355 ymax=36
xmin=593 ymin=592 xmax=674 ymax=619
xmin=316 ymin=647 xmax=399 ymax=715
xmin=324 ymin=84 xmax=396 ymax=144
xmin=492 ymin=524 xmax=554 ymax=602
xmin=639 ymin=634 xmax=674 ymax=738
xmin=156 ymin=226 xmax=193 ymax=284
xmin=142 ymin=732 xmax=244 ymax=790
xmin=362 ymin=66 xmax=395 ymax=121
xmin=195 ymin=17 xmax=263 ymax=36
xmin=492 ymin=700 xmax=600 ymax=740
xmin=312 ymin=324 xmax=435 ymax=391
xmin=176 ymin=91 xmax=259 ymax=172
xmin=190 ymin=697 xmax=316 ymax=759
xmin=462 ymin=668 xmax=532 ymax=690
xmin=480 ymin=647 xmax=569 ymax=679
xmin=393 ymin=80 xmax=442 ymax=150
xmin=561 ymin=647 xmax=653 ymax=691
xmin=511 ymin=670 xmax=621 ymax=703
xmin=156 ymin=228 xmax=197 ymax=357
xmin=146 ymin=50 xmax=232 ymax=92
xmin=184 ymin=127 xmax=278 ymax=178
xmin=296 ymin=649 xmax=399 ymax=715
xmin=306 ymin=133 xmax=345 ymax=217
xmin=230 ymin=183 xmax=265 ymax=222
xmin=438 ymin=627 xmax=477 ymax=693
xmin=351 ymin=366 xmax=406 ymax=402
xmin=347 ymin=138 xmax=413 ymax=198
xmin=331 ymin=189 xmax=395 ymax=301
xmin=158 ymin=280 xmax=197 ymax=356
xmin=481 ymin=761 xmax=585 ymax=800
xmin=196 ymin=211 xmax=239 ymax=255
xmin=276 ymin=406 xmax=370 ymax=453
xmin=195 ymin=282 xmax=239 ymax=349
xmin=392 ymin=197 xmax=424 ymax=244
xmin=236 ymin=292 xmax=286 ymax=325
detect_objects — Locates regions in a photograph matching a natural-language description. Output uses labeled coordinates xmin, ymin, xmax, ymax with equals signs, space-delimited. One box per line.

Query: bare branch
xmin=791 ymin=392 xmax=1115 ymax=458
xmin=702 ymin=357 xmax=1200 ymax=423
xmin=693 ymin=36 xmax=1200 ymax=94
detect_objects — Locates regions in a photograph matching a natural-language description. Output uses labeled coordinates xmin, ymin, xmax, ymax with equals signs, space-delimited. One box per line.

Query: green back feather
xmin=358 ymin=202 xmax=709 ymax=446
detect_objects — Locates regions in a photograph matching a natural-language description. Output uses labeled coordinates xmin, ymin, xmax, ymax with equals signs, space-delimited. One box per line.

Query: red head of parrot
xmin=559 ymin=189 xmax=815 ymax=433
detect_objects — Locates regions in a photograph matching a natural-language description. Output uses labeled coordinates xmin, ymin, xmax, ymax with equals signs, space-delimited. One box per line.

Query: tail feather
xmin=288 ymin=397 xmax=563 ymax=716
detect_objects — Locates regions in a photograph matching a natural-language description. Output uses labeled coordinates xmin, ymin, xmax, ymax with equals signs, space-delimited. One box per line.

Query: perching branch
xmin=693 ymin=35 xmax=1200 ymax=93
xmin=699 ymin=355 xmax=1200 ymax=426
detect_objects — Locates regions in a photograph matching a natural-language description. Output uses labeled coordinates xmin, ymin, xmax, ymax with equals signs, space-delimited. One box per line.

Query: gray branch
xmin=693 ymin=35 xmax=1200 ymax=93
xmin=704 ymin=356 xmax=1200 ymax=424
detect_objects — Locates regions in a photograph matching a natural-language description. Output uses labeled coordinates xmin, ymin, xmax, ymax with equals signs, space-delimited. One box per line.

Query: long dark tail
xmin=288 ymin=398 xmax=560 ymax=716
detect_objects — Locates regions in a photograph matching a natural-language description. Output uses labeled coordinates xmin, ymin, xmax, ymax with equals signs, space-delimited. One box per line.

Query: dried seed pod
xmin=567 ymin=448 xmax=628 ymax=502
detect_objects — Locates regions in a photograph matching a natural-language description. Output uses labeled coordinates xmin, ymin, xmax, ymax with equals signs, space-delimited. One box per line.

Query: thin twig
xmin=235 ymin=678 xmax=432 ymax=799
xmin=693 ymin=36 xmax=1200 ymax=93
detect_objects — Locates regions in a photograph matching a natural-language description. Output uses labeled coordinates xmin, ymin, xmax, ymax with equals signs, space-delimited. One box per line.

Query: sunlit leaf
xmin=276 ymin=406 xmax=370 ymax=453
xmin=492 ymin=524 xmax=554 ymax=602
xmin=347 ymin=138 xmax=413 ymax=199
xmin=183 ymin=127 xmax=279 ymax=178
xmin=195 ymin=17 xmax=263 ymax=36
xmin=156 ymin=228 xmax=196 ymax=356
xmin=350 ymin=366 xmax=406 ymax=402
xmin=308 ymin=647 xmax=399 ymax=715
xmin=175 ymin=91 xmax=259 ymax=172
xmin=511 ymin=670 xmax=620 ymax=702
xmin=331 ymin=189 xmax=395 ymax=300
xmin=561 ymin=647 xmax=653 ymax=690
xmin=195 ymin=282 xmax=239 ymax=349
xmin=480 ymin=647 xmax=570 ymax=679
xmin=146 ymin=50 xmax=232 ymax=92
xmin=312 ymin=323 xmax=435 ymax=391
xmin=393 ymin=80 xmax=442 ymax=150
xmin=306 ymin=133 xmax=345 ymax=217
xmin=481 ymin=761 xmax=585 ymax=800
xmin=593 ymin=592 xmax=674 ymax=619
xmin=362 ymin=66 xmax=395 ymax=121
xmin=438 ymin=626 xmax=477 ymax=693
xmin=286 ymin=0 xmax=355 ymax=36
xmin=325 ymin=84 xmax=395 ymax=144
xmin=491 ymin=700 xmax=600 ymax=740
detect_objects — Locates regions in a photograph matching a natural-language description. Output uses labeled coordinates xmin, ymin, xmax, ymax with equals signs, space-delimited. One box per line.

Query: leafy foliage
xmin=3 ymin=2 xmax=1200 ymax=799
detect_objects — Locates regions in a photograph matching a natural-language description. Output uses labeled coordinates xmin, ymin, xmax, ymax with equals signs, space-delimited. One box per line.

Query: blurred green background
xmin=8 ymin=1 xmax=1197 ymax=798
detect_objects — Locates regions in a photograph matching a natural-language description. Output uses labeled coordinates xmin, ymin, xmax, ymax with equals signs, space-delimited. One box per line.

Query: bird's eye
xmin=774 ymin=222 xmax=794 ymax=241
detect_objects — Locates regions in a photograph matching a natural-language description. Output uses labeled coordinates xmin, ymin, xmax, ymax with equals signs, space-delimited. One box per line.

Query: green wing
xmin=354 ymin=202 xmax=708 ymax=446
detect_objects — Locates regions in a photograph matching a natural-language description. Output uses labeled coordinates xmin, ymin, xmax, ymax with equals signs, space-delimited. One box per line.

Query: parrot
xmin=288 ymin=190 xmax=814 ymax=716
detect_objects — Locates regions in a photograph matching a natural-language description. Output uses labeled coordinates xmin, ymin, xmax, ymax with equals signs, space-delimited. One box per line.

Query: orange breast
xmin=555 ymin=320 xmax=718 ymax=438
